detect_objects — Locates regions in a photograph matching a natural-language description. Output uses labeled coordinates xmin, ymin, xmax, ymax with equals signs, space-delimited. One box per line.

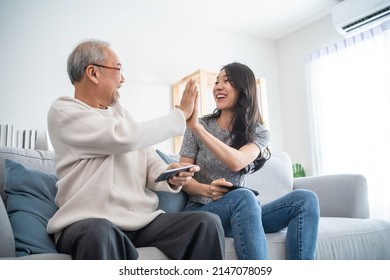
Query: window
xmin=306 ymin=21 xmax=390 ymax=220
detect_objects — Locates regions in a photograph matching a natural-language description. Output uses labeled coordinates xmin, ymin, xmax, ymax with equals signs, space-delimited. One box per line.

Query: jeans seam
xmin=298 ymin=207 xmax=303 ymax=259
xmin=235 ymin=208 xmax=246 ymax=258
xmin=220 ymin=198 xmax=248 ymax=259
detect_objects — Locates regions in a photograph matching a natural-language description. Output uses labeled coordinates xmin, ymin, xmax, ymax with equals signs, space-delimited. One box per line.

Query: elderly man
xmin=46 ymin=39 xmax=225 ymax=260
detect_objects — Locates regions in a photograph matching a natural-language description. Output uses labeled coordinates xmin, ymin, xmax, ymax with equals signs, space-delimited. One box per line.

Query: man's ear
xmin=85 ymin=65 xmax=99 ymax=84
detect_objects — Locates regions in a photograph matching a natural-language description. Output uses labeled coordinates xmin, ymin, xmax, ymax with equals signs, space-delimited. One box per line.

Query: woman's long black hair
xmin=204 ymin=62 xmax=270 ymax=173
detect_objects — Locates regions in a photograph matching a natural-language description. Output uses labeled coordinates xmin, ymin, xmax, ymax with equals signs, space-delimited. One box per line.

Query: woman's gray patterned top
xmin=179 ymin=117 xmax=270 ymax=205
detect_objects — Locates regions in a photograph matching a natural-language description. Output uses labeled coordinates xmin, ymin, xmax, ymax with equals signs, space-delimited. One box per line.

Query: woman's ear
xmin=85 ymin=65 xmax=99 ymax=84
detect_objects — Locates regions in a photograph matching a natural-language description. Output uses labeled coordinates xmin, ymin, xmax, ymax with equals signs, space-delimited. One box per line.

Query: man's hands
xmin=167 ymin=162 xmax=200 ymax=187
xmin=176 ymin=79 xmax=198 ymax=120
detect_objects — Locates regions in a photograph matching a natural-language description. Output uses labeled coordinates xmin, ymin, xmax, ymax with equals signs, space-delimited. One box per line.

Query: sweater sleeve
xmin=48 ymin=97 xmax=186 ymax=157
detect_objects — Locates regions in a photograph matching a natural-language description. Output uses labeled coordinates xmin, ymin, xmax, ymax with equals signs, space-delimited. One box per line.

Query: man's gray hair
xmin=67 ymin=39 xmax=110 ymax=84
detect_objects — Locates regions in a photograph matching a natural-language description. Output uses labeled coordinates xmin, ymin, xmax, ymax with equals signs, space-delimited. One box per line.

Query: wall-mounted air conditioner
xmin=332 ymin=0 xmax=390 ymax=37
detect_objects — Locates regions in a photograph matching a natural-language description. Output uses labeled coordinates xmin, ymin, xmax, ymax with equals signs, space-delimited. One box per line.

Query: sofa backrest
xmin=155 ymin=149 xmax=294 ymax=207
xmin=0 ymin=147 xmax=55 ymax=206
xmin=0 ymin=147 xmax=295 ymax=214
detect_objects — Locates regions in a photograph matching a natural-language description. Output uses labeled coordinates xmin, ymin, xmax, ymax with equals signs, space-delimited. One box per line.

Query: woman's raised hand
xmin=176 ymin=79 xmax=198 ymax=120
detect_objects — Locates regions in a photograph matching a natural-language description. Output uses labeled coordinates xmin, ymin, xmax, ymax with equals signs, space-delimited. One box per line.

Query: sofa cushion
xmin=154 ymin=149 xmax=187 ymax=213
xmin=316 ymin=217 xmax=390 ymax=259
xmin=4 ymin=159 xmax=58 ymax=256
xmin=0 ymin=146 xmax=55 ymax=207
xmin=245 ymin=152 xmax=293 ymax=205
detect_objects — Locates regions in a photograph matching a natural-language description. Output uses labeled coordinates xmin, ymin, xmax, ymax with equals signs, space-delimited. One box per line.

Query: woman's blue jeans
xmin=185 ymin=189 xmax=320 ymax=260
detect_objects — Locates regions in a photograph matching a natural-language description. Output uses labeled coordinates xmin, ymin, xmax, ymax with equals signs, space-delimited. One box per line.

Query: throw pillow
xmin=245 ymin=152 xmax=294 ymax=205
xmin=4 ymin=159 xmax=58 ymax=256
xmin=155 ymin=149 xmax=179 ymax=164
xmin=0 ymin=146 xmax=55 ymax=208
xmin=154 ymin=149 xmax=187 ymax=213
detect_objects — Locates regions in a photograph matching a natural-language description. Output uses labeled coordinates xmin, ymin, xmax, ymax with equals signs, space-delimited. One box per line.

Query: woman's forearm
xmin=182 ymin=178 xmax=210 ymax=197
xmin=190 ymin=124 xmax=259 ymax=172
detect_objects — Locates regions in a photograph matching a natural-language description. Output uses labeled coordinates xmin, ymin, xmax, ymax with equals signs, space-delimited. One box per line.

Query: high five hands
xmin=176 ymin=79 xmax=199 ymax=121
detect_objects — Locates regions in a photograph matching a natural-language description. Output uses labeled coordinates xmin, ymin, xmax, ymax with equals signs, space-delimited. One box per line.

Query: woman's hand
xmin=176 ymin=79 xmax=199 ymax=120
xmin=186 ymin=92 xmax=202 ymax=130
xmin=167 ymin=162 xmax=200 ymax=187
xmin=209 ymin=178 xmax=233 ymax=201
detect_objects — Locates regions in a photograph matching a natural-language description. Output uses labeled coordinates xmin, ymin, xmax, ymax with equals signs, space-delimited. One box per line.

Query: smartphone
xmin=154 ymin=165 xmax=196 ymax=182
xmin=226 ymin=185 xmax=260 ymax=196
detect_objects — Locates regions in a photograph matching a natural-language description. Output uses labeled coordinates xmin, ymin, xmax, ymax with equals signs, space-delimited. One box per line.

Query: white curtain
xmin=305 ymin=21 xmax=390 ymax=220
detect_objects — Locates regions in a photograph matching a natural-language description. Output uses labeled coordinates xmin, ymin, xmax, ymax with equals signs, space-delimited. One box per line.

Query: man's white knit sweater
xmin=46 ymin=96 xmax=186 ymax=236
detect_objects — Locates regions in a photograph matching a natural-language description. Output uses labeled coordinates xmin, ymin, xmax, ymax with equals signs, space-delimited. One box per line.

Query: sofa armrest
xmin=0 ymin=198 xmax=15 ymax=257
xmin=293 ymin=174 xmax=370 ymax=218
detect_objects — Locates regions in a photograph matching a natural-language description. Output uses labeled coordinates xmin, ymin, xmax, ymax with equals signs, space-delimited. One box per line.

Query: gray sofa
xmin=1 ymin=146 xmax=390 ymax=260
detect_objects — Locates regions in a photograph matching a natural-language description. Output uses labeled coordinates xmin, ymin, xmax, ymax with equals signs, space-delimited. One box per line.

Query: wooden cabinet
xmin=172 ymin=69 xmax=268 ymax=153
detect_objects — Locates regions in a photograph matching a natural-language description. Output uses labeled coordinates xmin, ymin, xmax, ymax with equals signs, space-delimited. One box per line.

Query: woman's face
xmin=213 ymin=69 xmax=239 ymax=111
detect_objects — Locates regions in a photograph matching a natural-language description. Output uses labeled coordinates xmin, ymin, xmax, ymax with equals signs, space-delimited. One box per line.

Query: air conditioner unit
xmin=332 ymin=0 xmax=390 ymax=37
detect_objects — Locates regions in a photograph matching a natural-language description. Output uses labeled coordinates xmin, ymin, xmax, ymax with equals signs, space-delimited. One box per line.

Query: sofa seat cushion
xmin=225 ymin=230 xmax=289 ymax=260
xmin=224 ymin=237 xmax=238 ymax=260
xmin=137 ymin=247 xmax=170 ymax=260
xmin=224 ymin=217 xmax=390 ymax=260
xmin=316 ymin=217 xmax=390 ymax=259
xmin=2 ymin=253 xmax=72 ymax=260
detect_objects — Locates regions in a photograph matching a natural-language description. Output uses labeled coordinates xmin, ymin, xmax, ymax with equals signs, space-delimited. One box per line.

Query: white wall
xmin=0 ymin=0 xmax=283 ymax=153
xmin=275 ymin=14 xmax=342 ymax=175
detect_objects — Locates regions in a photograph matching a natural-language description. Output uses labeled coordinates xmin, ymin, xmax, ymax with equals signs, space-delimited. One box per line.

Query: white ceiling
xmin=148 ymin=0 xmax=343 ymax=40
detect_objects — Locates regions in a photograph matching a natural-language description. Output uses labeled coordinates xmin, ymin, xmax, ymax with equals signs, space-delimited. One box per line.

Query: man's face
xmin=95 ymin=48 xmax=125 ymax=108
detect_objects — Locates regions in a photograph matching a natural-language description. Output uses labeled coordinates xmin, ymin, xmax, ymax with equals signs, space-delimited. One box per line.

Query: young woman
xmin=180 ymin=62 xmax=320 ymax=260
